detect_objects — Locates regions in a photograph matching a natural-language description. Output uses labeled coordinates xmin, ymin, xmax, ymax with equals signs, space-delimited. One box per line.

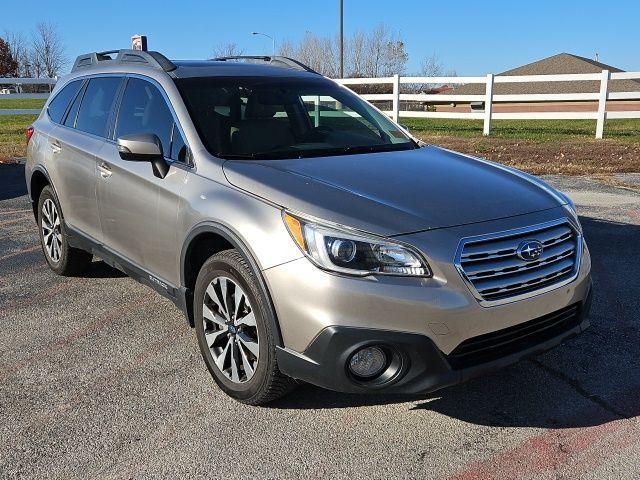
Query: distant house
xmin=438 ymin=53 xmax=640 ymax=113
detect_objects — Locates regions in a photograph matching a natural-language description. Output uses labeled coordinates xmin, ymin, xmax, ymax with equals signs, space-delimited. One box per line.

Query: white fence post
xmin=392 ymin=74 xmax=400 ymax=122
xmin=596 ymin=69 xmax=610 ymax=139
xmin=313 ymin=95 xmax=320 ymax=127
xmin=483 ymin=73 xmax=494 ymax=135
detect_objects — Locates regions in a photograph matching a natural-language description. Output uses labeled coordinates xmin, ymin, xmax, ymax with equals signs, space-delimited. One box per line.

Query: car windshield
xmin=174 ymin=76 xmax=417 ymax=159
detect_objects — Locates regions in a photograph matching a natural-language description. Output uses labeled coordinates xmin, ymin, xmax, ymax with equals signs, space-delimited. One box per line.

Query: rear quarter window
xmin=47 ymin=80 xmax=83 ymax=124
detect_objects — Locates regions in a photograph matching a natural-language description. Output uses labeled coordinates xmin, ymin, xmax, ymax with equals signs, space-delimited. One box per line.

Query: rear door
xmin=49 ymin=76 xmax=122 ymax=241
xmin=96 ymin=76 xmax=189 ymax=284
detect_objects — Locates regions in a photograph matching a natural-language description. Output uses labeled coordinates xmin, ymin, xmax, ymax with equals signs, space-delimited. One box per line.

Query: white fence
xmin=2 ymin=72 xmax=640 ymax=138
xmin=0 ymin=77 xmax=56 ymax=115
xmin=335 ymin=70 xmax=640 ymax=139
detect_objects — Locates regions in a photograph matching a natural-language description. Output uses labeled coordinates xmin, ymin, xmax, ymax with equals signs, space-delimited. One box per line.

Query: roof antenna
xmin=594 ymin=52 xmax=599 ymax=62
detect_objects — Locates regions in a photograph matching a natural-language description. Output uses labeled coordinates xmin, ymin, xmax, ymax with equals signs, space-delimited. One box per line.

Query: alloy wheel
xmin=42 ymin=198 xmax=62 ymax=262
xmin=202 ymin=276 xmax=259 ymax=383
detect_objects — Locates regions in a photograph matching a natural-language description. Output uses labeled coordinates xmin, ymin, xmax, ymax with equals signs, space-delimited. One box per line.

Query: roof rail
xmin=210 ymin=55 xmax=319 ymax=74
xmin=71 ymin=49 xmax=177 ymax=73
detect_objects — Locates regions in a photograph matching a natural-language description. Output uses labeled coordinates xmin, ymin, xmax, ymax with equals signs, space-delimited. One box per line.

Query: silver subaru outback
xmin=25 ymin=50 xmax=592 ymax=405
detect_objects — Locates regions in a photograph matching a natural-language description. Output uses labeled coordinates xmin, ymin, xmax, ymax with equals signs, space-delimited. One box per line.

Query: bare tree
xmin=32 ymin=22 xmax=66 ymax=78
xmin=211 ymin=42 xmax=244 ymax=58
xmin=345 ymin=31 xmax=366 ymax=77
xmin=278 ymin=40 xmax=295 ymax=58
xmin=420 ymin=53 xmax=443 ymax=77
xmin=4 ymin=30 xmax=31 ymax=77
xmin=294 ymin=31 xmax=338 ymax=77
xmin=278 ymin=24 xmax=407 ymax=79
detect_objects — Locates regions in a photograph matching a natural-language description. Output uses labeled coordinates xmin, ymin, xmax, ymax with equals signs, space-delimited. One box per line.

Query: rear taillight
xmin=26 ymin=126 xmax=34 ymax=146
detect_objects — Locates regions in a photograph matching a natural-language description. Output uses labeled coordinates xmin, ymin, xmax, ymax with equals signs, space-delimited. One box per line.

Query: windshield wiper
xmin=219 ymin=142 xmax=416 ymax=160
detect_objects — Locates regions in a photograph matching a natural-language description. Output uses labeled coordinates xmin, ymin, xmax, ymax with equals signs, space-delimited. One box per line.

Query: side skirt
xmin=66 ymin=225 xmax=189 ymax=321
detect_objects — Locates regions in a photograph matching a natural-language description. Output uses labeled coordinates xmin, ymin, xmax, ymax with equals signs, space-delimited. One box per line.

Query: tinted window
xmin=175 ymin=77 xmax=415 ymax=160
xmin=75 ymin=77 xmax=121 ymax=137
xmin=47 ymin=80 xmax=82 ymax=124
xmin=63 ymin=83 xmax=85 ymax=128
xmin=170 ymin=124 xmax=187 ymax=162
xmin=116 ymin=78 xmax=173 ymax=156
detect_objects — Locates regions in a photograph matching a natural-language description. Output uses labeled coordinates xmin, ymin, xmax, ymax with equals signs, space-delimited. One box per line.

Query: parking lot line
xmin=0 ymin=244 xmax=40 ymax=261
xmin=0 ymin=217 xmax=30 ymax=227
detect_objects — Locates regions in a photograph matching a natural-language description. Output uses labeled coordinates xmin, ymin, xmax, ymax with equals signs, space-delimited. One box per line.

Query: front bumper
xmin=276 ymin=287 xmax=592 ymax=394
xmin=264 ymin=207 xmax=592 ymax=393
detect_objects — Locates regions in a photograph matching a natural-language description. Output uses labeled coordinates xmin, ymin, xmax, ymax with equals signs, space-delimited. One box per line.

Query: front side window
xmin=170 ymin=124 xmax=187 ymax=162
xmin=75 ymin=77 xmax=122 ymax=137
xmin=175 ymin=76 xmax=416 ymax=159
xmin=115 ymin=78 xmax=174 ymax=157
xmin=47 ymin=80 xmax=82 ymax=124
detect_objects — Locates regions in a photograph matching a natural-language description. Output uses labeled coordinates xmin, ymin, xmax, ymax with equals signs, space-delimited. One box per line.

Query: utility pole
xmin=339 ymin=0 xmax=344 ymax=78
xmin=252 ymin=32 xmax=275 ymax=57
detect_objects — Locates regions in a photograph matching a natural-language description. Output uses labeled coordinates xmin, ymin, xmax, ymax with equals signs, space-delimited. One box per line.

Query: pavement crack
xmin=529 ymin=358 xmax=631 ymax=419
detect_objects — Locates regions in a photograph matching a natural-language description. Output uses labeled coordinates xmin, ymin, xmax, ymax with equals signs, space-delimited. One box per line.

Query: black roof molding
xmin=71 ymin=49 xmax=177 ymax=73
xmin=210 ymin=55 xmax=319 ymax=74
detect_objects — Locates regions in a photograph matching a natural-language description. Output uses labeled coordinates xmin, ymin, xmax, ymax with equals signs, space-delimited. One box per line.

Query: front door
xmin=96 ymin=77 xmax=189 ymax=285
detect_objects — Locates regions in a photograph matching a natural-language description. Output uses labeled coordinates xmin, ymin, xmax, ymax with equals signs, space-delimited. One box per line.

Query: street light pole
xmin=251 ymin=31 xmax=275 ymax=57
xmin=339 ymin=0 xmax=344 ymax=78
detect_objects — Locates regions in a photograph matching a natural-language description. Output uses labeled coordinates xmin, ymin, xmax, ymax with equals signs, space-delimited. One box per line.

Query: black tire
xmin=194 ymin=249 xmax=295 ymax=405
xmin=37 ymin=185 xmax=92 ymax=276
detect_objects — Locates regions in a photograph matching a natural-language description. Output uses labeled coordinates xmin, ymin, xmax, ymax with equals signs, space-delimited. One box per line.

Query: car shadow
xmin=270 ymin=217 xmax=640 ymax=429
xmin=78 ymin=260 xmax=127 ymax=279
xmin=0 ymin=163 xmax=28 ymax=201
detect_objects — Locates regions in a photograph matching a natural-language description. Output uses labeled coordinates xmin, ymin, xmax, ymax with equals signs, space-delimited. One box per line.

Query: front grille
xmin=456 ymin=219 xmax=581 ymax=304
xmin=447 ymin=303 xmax=581 ymax=369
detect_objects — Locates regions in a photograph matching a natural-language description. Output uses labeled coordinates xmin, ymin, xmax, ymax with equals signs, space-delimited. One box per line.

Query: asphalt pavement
xmin=1 ymin=163 xmax=639 ymax=479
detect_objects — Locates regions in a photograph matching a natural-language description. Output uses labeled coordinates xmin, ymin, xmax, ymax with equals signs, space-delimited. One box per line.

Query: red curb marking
xmin=447 ymin=387 xmax=640 ymax=480
xmin=627 ymin=209 xmax=640 ymax=222
xmin=0 ymin=217 xmax=29 ymax=227
xmin=2 ymin=275 xmax=81 ymax=312
xmin=0 ymin=209 xmax=32 ymax=215
xmin=561 ymin=420 xmax=640 ymax=477
xmin=0 ymin=261 xmax=46 ymax=287
xmin=0 ymin=244 xmax=41 ymax=261
xmin=0 ymin=226 xmax=36 ymax=239
xmin=0 ymin=297 xmax=152 ymax=381
xmin=15 ymin=324 xmax=185 ymax=436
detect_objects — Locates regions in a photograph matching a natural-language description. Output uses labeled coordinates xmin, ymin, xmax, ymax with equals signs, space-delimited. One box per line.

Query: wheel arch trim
xmin=179 ymin=221 xmax=285 ymax=346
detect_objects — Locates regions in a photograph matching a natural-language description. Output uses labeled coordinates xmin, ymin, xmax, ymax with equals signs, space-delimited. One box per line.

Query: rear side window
xmin=115 ymin=78 xmax=173 ymax=157
xmin=63 ymin=82 xmax=86 ymax=128
xmin=75 ymin=77 xmax=122 ymax=137
xmin=47 ymin=80 xmax=82 ymax=124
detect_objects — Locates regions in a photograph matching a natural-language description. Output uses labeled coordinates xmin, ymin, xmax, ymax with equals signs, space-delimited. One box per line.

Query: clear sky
xmin=3 ymin=0 xmax=639 ymax=75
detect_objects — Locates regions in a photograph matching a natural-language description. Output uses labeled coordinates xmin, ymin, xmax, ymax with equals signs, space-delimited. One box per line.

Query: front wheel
xmin=193 ymin=249 xmax=295 ymax=405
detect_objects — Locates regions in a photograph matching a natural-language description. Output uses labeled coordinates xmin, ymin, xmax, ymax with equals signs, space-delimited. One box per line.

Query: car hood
xmin=222 ymin=145 xmax=564 ymax=236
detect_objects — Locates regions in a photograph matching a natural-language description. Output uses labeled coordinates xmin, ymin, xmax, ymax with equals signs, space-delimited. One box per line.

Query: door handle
xmin=98 ymin=162 xmax=112 ymax=179
xmin=50 ymin=141 xmax=61 ymax=154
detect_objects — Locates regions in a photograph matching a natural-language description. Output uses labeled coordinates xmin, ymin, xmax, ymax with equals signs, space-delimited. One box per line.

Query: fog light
xmin=348 ymin=346 xmax=387 ymax=379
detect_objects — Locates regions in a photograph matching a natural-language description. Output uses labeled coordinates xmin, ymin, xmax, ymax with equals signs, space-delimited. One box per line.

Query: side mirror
xmin=400 ymin=124 xmax=410 ymax=132
xmin=117 ymin=133 xmax=169 ymax=179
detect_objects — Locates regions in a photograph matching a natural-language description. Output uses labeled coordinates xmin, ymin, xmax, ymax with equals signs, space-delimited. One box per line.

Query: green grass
xmin=0 ymin=98 xmax=46 ymax=110
xmin=401 ymin=118 xmax=640 ymax=143
xmin=0 ymin=114 xmax=38 ymax=160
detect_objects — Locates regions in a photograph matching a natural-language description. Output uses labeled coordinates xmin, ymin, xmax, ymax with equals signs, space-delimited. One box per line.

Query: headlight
xmin=283 ymin=212 xmax=431 ymax=277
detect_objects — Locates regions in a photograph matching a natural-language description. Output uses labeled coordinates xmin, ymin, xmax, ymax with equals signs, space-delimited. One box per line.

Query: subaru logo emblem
xmin=517 ymin=240 xmax=543 ymax=262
